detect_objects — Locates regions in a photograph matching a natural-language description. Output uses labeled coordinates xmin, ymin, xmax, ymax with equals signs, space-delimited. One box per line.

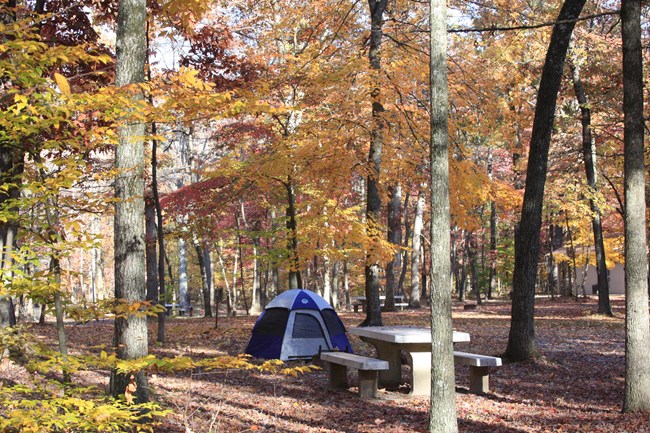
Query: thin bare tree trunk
xmin=384 ymin=185 xmax=402 ymax=311
xmin=570 ymin=61 xmax=611 ymax=314
xmin=410 ymin=189 xmax=425 ymax=307
xmin=195 ymin=238 xmax=212 ymax=317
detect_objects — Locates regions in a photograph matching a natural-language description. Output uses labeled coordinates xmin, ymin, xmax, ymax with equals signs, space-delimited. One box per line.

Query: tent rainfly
xmin=245 ymin=289 xmax=352 ymax=361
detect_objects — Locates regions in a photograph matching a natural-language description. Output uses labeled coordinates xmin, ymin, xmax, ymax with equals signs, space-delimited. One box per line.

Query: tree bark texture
xmin=621 ymin=0 xmax=650 ymax=413
xmin=111 ymin=0 xmax=149 ymax=403
xmin=505 ymin=0 xmax=586 ymax=362
xmin=571 ymin=63 xmax=611 ymax=315
xmin=428 ymin=0 xmax=457 ymax=430
xmin=362 ymin=0 xmax=389 ymax=327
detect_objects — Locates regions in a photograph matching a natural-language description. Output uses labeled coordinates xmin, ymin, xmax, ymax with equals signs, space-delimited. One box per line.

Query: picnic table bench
xmin=320 ymin=352 xmax=389 ymax=399
xmin=453 ymin=351 xmax=502 ymax=394
xmin=164 ymin=303 xmax=194 ymax=317
xmin=352 ymin=295 xmax=406 ymax=312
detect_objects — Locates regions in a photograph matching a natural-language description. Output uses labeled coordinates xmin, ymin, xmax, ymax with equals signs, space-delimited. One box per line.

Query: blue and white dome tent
xmin=245 ymin=289 xmax=353 ymax=361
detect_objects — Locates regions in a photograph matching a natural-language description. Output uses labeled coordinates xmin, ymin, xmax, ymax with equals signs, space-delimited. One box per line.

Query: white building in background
xmin=573 ymin=261 xmax=625 ymax=296
xmin=553 ymin=246 xmax=625 ymax=296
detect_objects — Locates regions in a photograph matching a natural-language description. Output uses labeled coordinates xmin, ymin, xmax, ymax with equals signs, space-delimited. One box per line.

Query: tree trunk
xmin=570 ymin=62 xmax=611 ymax=315
xmin=622 ymin=0 xmax=650 ymax=412
xmin=343 ymin=260 xmax=350 ymax=307
xmin=322 ymin=255 xmax=332 ymax=305
xmin=384 ymin=185 xmax=402 ymax=311
xmin=420 ymin=237 xmax=428 ymax=306
xmin=410 ymin=189 xmax=425 ymax=307
xmin=397 ymin=191 xmax=411 ymax=296
xmin=145 ymin=189 xmax=158 ymax=303
xmin=285 ymin=176 xmax=302 ymax=289
xmin=216 ymin=240 xmax=233 ymax=317
xmin=467 ymin=232 xmax=481 ymax=305
xmin=204 ymin=246 xmax=215 ymax=311
xmin=150 ymin=125 xmax=166 ymax=344
xmin=178 ymin=238 xmax=190 ymax=308
xmin=0 ymin=0 xmax=21 ymax=331
xmin=546 ymin=221 xmax=557 ymax=297
xmin=487 ymin=149 xmax=498 ymax=300
xmin=250 ymin=239 xmax=262 ymax=314
xmin=429 ymin=0 xmax=457 ymax=429
xmin=0 ymin=145 xmax=22 ymax=328
xmin=51 ymin=258 xmax=70 ymax=383
xmin=362 ymin=0 xmax=389 ymax=327
xmin=332 ymin=260 xmax=340 ymax=309
xmin=505 ymin=0 xmax=586 ymax=362
xmin=90 ymin=216 xmax=104 ymax=303
xmin=194 ymin=238 xmax=212 ymax=317
xmin=110 ymin=0 xmax=149 ymax=402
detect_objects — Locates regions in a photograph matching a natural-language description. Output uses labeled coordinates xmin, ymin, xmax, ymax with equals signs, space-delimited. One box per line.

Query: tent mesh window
xmin=292 ymin=313 xmax=326 ymax=338
xmin=254 ymin=308 xmax=289 ymax=336
xmin=320 ymin=309 xmax=346 ymax=335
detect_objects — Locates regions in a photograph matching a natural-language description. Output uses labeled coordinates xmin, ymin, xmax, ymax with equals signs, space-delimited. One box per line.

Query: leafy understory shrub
xmin=0 ymin=326 xmax=319 ymax=432
xmin=0 ymin=384 xmax=168 ymax=433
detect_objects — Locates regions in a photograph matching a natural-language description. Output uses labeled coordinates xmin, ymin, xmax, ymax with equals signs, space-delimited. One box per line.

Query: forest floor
xmin=23 ymin=295 xmax=650 ymax=432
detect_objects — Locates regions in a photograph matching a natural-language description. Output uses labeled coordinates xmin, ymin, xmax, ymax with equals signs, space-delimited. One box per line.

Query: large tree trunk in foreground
xmin=504 ymin=0 xmax=586 ymax=362
xmin=110 ymin=0 xmax=149 ymax=403
xmin=622 ymin=0 xmax=650 ymax=413
xmin=428 ymin=0 xmax=457 ymax=430
xmin=362 ymin=0 xmax=389 ymax=327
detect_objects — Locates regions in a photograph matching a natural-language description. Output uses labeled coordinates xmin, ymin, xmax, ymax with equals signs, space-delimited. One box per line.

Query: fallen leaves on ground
xmin=23 ymin=295 xmax=650 ymax=433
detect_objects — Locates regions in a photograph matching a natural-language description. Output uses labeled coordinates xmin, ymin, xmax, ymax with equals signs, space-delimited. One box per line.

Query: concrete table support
xmin=349 ymin=326 xmax=470 ymax=397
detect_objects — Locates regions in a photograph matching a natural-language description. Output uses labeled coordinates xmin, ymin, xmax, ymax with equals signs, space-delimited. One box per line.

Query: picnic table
xmin=348 ymin=326 xmax=470 ymax=396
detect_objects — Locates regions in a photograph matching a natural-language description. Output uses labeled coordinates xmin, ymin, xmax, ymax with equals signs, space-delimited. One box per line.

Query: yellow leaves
xmin=13 ymin=94 xmax=29 ymax=111
xmin=280 ymin=364 xmax=321 ymax=377
xmin=53 ymin=73 xmax=71 ymax=97
xmin=176 ymin=67 xmax=213 ymax=91
xmin=0 ymin=381 xmax=169 ymax=433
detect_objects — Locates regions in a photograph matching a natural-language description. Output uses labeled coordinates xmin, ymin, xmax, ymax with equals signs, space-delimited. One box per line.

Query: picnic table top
xmin=348 ymin=326 xmax=470 ymax=344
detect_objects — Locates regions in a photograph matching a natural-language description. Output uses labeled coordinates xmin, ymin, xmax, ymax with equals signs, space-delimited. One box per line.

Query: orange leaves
xmin=124 ymin=375 xmax=137 ymax=404
xmin=161 ymin=0 xmax=209 ymax=35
